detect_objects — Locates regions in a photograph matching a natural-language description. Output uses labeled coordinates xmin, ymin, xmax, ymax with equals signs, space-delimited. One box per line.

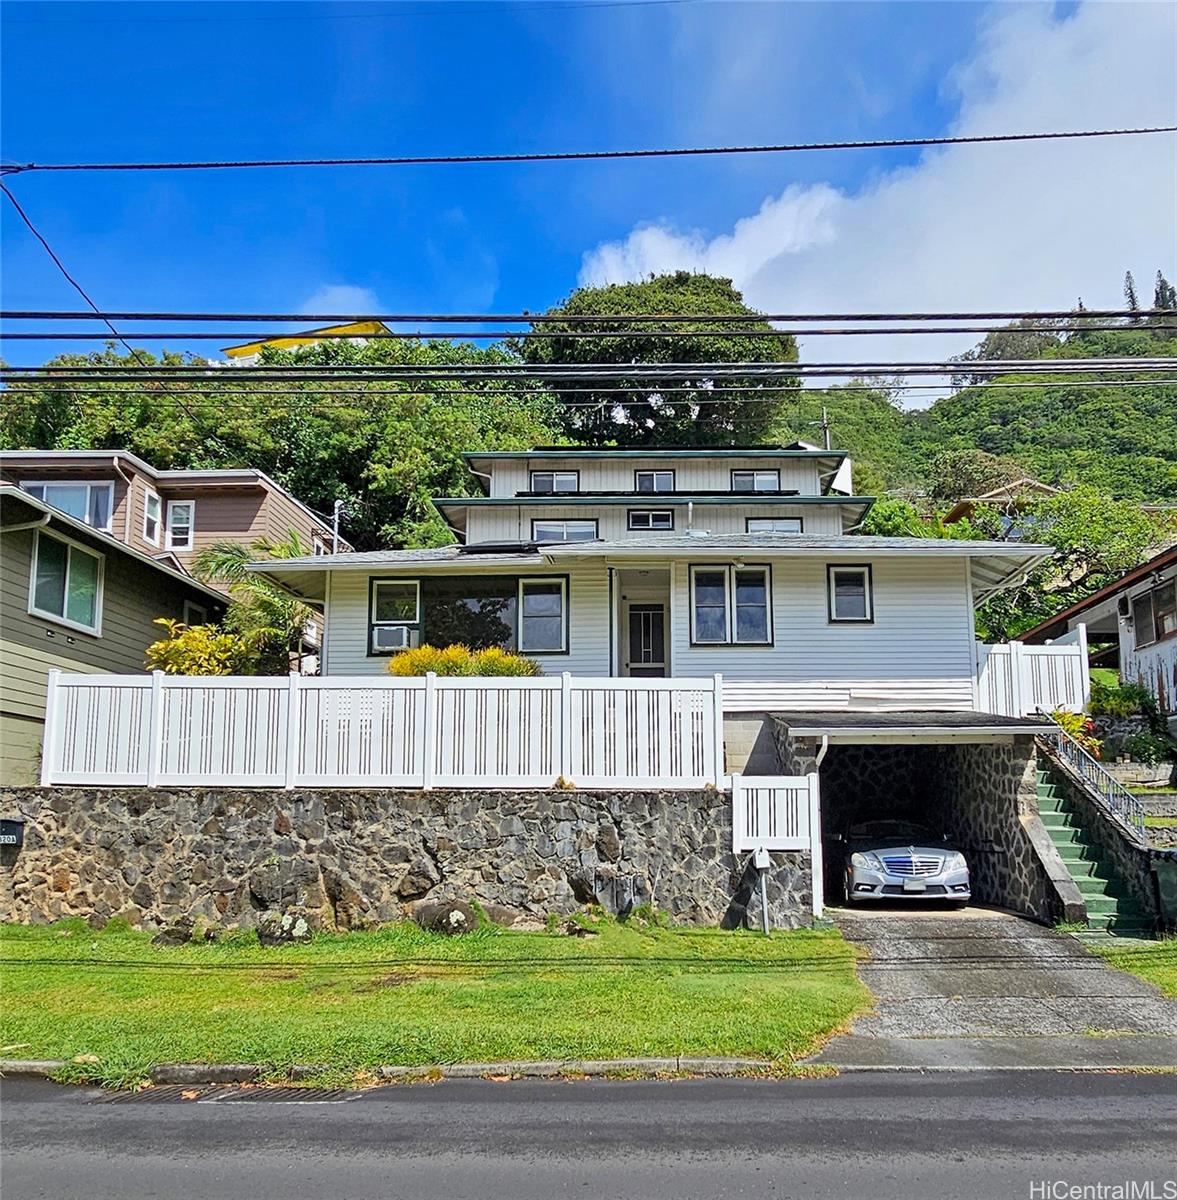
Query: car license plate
xmin=902 ymin=879 xmax=927 ymax=893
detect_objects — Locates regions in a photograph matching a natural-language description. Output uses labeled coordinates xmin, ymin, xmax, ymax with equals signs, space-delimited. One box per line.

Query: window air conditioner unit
xmin=1117 ymin=595 xmax=1132 ymax=620
xmin=372 ymin=625 xmax=411 ymax=652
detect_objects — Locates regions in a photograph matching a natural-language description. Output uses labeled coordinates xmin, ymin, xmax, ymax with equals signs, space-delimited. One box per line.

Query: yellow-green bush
xmin=145 ymin=618 xmax=256 ymax=676
xmin=387 ymin=644 xmax=542 ymax=677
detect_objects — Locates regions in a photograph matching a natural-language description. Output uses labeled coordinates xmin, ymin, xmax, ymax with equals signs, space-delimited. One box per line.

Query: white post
xmin=712 ymin=673 xmax=725 ymax=787
xmin=39 ymin=668 xmax=61 ymax=787
xmin=1076 ymin=622 xmax=1090 ymax=711
xmin=807 ymin=773 xmax=824 ymax=920
xmin=145 ymin=670 xmax=165 ymax=789
xmin=421 ymin=672 xmax=436 ymax=790
xmin=284 ymin=672 xmax=301 ymax=790
xmin=730 ymin=771 xmax=743 ymax=852
xmin=1009 ymin=640 xmax=1027 ymax=716
xmin=559 ymin=672 xmax=572 ymax=784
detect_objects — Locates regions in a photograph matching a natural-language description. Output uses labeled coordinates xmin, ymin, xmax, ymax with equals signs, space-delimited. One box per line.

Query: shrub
xmin=1089 ymin=678 xmax=1159 ymax=721
xmin=387 ymin=643 xmax=542 ymax=677
xmin=1052 ymin=709 xmax=1102 ymax=759
xmin=1123 ymin=732 xmax=1176 ymax=765
xmin=145 ymin=618 xmax=258 ymax=675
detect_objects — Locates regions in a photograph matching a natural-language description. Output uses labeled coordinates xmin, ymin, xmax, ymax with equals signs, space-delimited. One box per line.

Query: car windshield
xmin=848 ymin=820 xmax=940 ymax=841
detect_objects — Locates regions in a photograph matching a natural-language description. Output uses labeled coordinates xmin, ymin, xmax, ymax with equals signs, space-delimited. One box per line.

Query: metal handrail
xmin=1037 ymin=711 xmax=1146 ymax=838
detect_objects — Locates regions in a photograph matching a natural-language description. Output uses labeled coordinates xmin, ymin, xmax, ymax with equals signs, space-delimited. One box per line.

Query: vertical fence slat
xmin=145 ymin=671 xmax=165 ymax=789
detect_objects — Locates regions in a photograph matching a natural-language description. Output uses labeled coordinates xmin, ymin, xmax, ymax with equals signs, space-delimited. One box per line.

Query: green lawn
xmin=1091 ymin=938 xmax=1177 ymax=997
xmin=0 ymin=918 xmax=866 ymax=1088
xmin=1144 ymin=814 xmax=1177 ymax=827
xmin=1089 ymin=668 xmax=1120 ymax=688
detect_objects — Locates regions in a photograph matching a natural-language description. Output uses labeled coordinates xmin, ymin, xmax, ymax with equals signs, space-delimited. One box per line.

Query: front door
xmin=626 ymin=604 xmax=666 ymax=677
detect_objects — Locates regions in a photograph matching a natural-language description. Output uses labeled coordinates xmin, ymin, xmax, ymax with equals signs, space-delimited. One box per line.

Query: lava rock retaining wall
xmin=0 ymin=786 xmax=813 ymax=932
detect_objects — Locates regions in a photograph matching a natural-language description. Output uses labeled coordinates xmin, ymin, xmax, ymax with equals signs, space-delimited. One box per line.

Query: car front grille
xmin=880 ymin=854 xmax=943 ymax=877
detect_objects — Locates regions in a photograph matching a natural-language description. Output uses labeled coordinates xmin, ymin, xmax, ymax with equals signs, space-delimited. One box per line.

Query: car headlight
xmin=850 ymin=852 xmax=883 ymax=871
xmin=945 ymin=852 xmax=968 ymax=872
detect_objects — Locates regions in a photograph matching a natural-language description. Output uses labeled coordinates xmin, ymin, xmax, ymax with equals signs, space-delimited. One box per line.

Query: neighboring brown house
xmin=941 ymin=479 xmax=1061 ymax=532
xmin=0 ymin=485 xmax=228 ymax=784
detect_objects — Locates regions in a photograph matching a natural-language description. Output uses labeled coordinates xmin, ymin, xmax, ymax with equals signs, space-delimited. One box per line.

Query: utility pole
xmin=332 ymin=499 xmax=343 ymax=553
xmin=821 ymin=406 xmax=831 ymax=451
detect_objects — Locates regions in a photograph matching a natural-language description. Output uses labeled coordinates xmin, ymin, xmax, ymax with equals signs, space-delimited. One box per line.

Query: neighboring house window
xmin=828 ymin=564 xmax=873 ymax=623
xmin=689 ymin=565 xmax=771 ymax=645
xmin=529 ymin=470 xmax=579 ymax=494
xmin=628 ymin=510 xmax=674 ymax=531
xmin=746 ymin=517 xmax=802 ymax=534
xmin=166 ymin=500 xmax=195 ymax=550
xmin=369 ymin=579 xmax=421 ymax=654
xmin=635 ymin=470 xmax=675 ymax=493
xmin=731 ymin=469 xmax=780 ymax=493
xmin=20 ymin=481 xmax=113 ymax=531
xmin=29 ymin=530 xmax=103 ymax=635
xmin=182 ymin=600 xmax=208 ymax=626
xmin=143 ymin=491 xmax=162 ymax=545
xmin=1133 ymin=579 xmax=1177 ymax=649
xmin=531 ymin=519 xmax=598 ymax=543
xmin=518 ymin=578 xmax=567 ymax=653
xmin=312 ymin=535 xmax=328 ymax=556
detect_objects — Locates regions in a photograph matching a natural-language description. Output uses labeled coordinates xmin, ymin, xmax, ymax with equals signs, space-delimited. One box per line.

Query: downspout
xmin=3 ymin=513 xmax=52 ymax=533
xmin=815 ymin=734 xmax=830 ymax=769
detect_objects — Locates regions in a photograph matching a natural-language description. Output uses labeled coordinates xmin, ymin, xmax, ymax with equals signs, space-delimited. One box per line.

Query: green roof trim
xmin=464 ymin=448 xmax=848 ymax=462
xmin=435 ymin=494 xmax=873 ymax=507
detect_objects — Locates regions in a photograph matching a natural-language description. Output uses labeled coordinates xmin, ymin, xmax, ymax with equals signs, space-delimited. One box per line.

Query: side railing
xmin=1038 ymin=710 xmax=1146 ymax=838
xmin=40 ymin=670 xmax=726 ymax=791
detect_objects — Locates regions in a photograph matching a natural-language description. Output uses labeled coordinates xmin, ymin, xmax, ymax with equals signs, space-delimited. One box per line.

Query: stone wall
xmin=0 ymin=786 xmax=813 ymax=932
xmin=773 ymin=727 xmax=1082 ymax=924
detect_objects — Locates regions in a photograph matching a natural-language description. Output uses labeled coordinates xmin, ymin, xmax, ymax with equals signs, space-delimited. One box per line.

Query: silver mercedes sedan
xmin=841 ymin=819 xmax=971 ymax=905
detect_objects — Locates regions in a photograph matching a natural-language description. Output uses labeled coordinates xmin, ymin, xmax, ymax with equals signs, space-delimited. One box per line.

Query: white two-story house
xmin=254 ymin=442 xmax=1059 ymax=722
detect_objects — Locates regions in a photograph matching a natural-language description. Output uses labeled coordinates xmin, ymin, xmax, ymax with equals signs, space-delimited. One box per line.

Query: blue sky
xmin=2 ymin=1 xmax=1174 ymax=375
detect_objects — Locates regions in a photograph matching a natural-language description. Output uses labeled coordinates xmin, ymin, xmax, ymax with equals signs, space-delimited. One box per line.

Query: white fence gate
xmin=974 ymin=627 xmax=1089 ymax=717
xmin=730 ymin=772 xmax=823 ymax=918
xmin=40 ymin=671 xmax=726 ymax=791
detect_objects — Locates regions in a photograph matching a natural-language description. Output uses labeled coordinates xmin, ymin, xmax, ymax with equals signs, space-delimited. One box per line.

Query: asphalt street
xmin=3 ymin=1071 xmax=1175 ymax=1200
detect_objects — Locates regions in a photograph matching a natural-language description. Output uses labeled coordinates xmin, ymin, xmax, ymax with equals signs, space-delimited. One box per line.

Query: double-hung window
xmin=530 ymin=470 xmax=579 ymax=494
xmin=531 ymin=519 xmax=598 ymax=543
xmin=628 ymin=510 xmax=674 ymax=531
xmin=143 ymin=491 xmax=162 ymax=545
xmin=828 ymin=565 xmax=873 ymax=623
xmin=518 ymin=578 xmax=567 ymax=653
xmin=746 ymin=517 xmax=802 ymax=534
xmin=369 ymin=580 xmax=421 ymax=654
xmin=689 ymin=565 xmax=771 ymax=645
xmin=1133 ymin=579 xmax=1177 ymax=649
xmin=731 ymin=469 xmax=780 ymax=493
xmin=20 ymin=481 xmax=114 ymax=531
xmin=635 ymin=470 xmax=674 ymax=493
xmin=166 ymin=500 xmax=195 ymax=551
xmin=29 ymin=530 xmax=103 ymax=634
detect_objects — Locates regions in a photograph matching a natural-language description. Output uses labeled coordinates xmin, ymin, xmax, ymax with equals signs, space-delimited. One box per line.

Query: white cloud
xmin=299 ymin=284 xmax=380 ymax=315
xmin=579 ymin=2 xmax=1177 ymax=402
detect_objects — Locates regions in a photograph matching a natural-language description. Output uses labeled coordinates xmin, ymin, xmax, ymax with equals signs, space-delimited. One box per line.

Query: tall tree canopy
xmin=518 ymin=271 xmax=799 ymax=446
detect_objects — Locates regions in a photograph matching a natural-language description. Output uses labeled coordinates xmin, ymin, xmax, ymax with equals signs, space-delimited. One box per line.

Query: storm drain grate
xmin=95 ymin=1085 xmax=357 ymax=1104
xmin=96 ymin=1085 xmax=220 ymax=1104
xmin=209 ymin=1087 xmax=356 ymax=1103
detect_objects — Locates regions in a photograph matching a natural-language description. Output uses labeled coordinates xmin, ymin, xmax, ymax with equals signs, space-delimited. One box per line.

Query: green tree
xmin=518 ymin=271 xmax=798 ymax=446
xmin=926 ymin=448 xmax=1025 ymax=501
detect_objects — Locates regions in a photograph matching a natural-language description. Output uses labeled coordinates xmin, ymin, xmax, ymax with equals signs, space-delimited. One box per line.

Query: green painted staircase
xmin=1036 ymin=765 xmax=1156 ymax=939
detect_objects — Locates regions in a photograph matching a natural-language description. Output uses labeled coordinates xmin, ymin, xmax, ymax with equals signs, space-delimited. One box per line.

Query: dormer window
xmin=530 ymin=470 xmax=579 ymax=494
xmin=635 ymin=470 xmax=675 ymax=493
xmin=731 ymin=469 xmax=780 ymax=493
xmin=20 ymin=481 xmax=113 ymax=532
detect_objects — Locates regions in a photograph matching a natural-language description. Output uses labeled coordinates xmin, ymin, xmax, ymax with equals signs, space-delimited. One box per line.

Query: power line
xmin=4 ymin=126 xmax=1174 ymax=175
xmin=3 ymin=308 xmax=1171 ymax=323
xmin=0 ymin=183 xmax=147 ymax=365
xmin=4 ymin=323 xmax=1174 ymax=342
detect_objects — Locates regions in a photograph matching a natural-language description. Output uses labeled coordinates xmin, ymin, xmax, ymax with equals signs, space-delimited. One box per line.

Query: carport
xmin=773 ymin=711 xmax=1056 ymax=913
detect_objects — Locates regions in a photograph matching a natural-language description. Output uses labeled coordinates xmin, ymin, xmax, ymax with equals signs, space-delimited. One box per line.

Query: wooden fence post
xmin=284 ymin=672 xmax=301 ymax=790
xmin=145 ymin=670 xmax=165 ymax=789
xmin=39 ymin=669 xmax=61 ymax=787
xmin=808 ymin=773 xmax=824 ymax=920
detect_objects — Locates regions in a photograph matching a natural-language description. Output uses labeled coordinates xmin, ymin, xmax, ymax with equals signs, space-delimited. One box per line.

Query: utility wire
xmin=4 ymin=308 xmax=1171 ymax=323
xmin=4 ymin=323 xmax=1174 ymax=341
xmin=0 ymin=183 xmax=148 ymax=365
xmin=3 ymin=125 xmax=1174 ymax=174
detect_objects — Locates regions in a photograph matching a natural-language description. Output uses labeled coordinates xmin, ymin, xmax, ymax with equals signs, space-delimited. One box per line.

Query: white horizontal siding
xmin=324 ymin=562 xmax=612 ymax=677
xmin=670 ymin=556 xmax=976 ymax=709
xmin=487 ymin=456 xmax=824 ymax=497
xmin=465 ymin=502 xmax=844 ymax=543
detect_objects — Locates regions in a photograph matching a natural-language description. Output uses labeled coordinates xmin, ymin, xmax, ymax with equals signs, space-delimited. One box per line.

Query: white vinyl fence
xmin=40 ymin=671 xmax=726 ymax=790
xmin=974 ymin=628 xmax=1089 ymax=717
xmin=730 ymin=772 xmax=823 ymax=918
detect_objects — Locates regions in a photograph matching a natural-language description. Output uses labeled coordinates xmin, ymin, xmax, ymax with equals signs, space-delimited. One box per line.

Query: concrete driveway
xmin=808 ymin=906 xmax=1177 ymax=1069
